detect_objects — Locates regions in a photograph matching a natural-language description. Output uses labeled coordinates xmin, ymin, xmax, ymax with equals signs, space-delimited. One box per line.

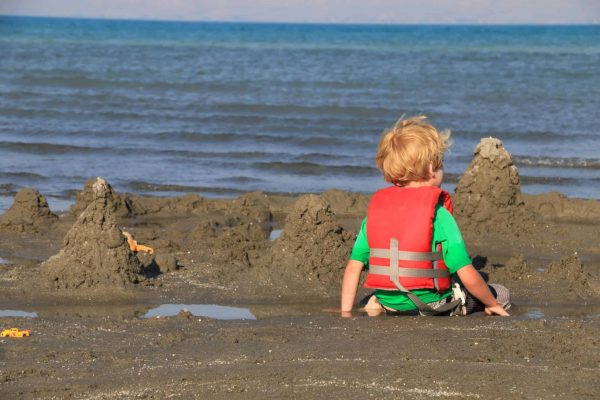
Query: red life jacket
xmin=364 ymin=185 xmax=453 ymax=292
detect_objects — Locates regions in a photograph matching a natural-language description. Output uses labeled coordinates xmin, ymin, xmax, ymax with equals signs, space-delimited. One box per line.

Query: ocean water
xmin=1 ymin=16 xmax=599 ymax=213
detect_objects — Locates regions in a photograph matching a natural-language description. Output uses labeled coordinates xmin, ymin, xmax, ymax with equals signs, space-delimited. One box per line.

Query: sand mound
xmin=130 ymin=194 xmax=211 ymax=216
xmin=42 ymin=178 xmax=144 ymax=289
xmin=184 ymin=193 xmax=272 ymax=276
xmin=70 ymin=178 xmax=135 ymax=218
xmin=225 ymin=191 xmax=272 ymax=230
xmin=453 ymin=138 xmax=535 ymax=233
xmin=256 ymin=195 xmax=353 ymax=290
xmin=524 ymin=192 xmax=600 ymax=224
xmin=0 ymin=188 xmax=58 ymax=233
xmin=321 ymin=189 xmax=370 ymax=215
xmin=545 ymin=255 xmax=598 ymax=297
xmin=491 ymin=254 xmax=529 ymax=281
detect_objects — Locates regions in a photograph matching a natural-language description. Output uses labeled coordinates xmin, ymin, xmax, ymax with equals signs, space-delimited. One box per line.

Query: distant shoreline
xmin=1 ymin=14 xmax=598 ymax=27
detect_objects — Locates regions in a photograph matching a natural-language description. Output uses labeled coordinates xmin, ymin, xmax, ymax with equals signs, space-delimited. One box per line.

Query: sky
xmin=1 ymin=0 xmax=599 ymax=24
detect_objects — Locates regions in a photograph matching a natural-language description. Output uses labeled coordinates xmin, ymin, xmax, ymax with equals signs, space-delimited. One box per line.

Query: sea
xmin=1 ymin=16 xmax=599 ymax=213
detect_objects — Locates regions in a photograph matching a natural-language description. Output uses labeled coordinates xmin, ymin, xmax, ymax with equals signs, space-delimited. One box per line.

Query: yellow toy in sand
xmin=122 ymin=231 xmax=154 ymax=254
xmin=1 ymin=328 xmax=32 ymax=338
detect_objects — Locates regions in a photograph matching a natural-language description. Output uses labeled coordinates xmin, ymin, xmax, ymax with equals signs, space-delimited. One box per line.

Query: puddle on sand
xmin=514 ymin=305 xmax=600 ymax=320
xmin=0 ymin=256 xmax=8 ymax=264
xmin=0 ymin=310 xmax=38 ymax=318
xmin=269 ymin=229 xmax=283 ymax=241
xmin=525 ymin=308 xmax=545 ymax=319
xmin=142 ymin=304 xmax=257 ymax=320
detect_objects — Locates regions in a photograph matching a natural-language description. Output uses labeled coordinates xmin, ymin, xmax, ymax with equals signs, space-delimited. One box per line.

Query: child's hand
xmin=485 ymin=304 xmax=510 ymax=316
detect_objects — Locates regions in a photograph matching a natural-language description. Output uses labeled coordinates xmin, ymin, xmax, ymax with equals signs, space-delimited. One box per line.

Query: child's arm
xmin=457 ymin=265 xmax=509 ymax=316
xmin=340 ymin=260 xmax=364 ymax=317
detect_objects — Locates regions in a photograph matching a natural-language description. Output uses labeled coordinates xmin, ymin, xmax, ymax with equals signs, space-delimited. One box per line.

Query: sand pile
xmin=0 ymin=188 xmax=58 ymax=233
xmin=453 ymin=137 xmax=534 ymax=233
xmin=185 ymin=193 xmax=272 ymax=275
xmin=321 ymin=189 xmax=370 ymax=216
xmin=256 ymin=195 xmax=353 ymax=289
xmin=191 ymin=217 xmax=267 ymax=261
xmin=490 ymin=254 xmax=529 ymax=282
xmin=545 ymin=255 xmax=598 ymax=297
xmin=70 ymin=178 xmax=135 ymax=218
xmin=42 ymin=178 xmax=144 ymax=289
xmin=229 ymin=192 xmax=272 ymax=226
xmin=131 ymin=194 xmax=211 ymax=216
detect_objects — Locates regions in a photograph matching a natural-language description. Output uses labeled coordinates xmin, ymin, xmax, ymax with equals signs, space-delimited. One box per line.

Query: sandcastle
xmin=263 ymin=194 xmax=353 ymax=285
xmin=70 ymin=177 xmax=135 ymax=218
xmin=453 ymin=137 xmax=532 ymax=232
xmin=42 ymin=178 xmax=144 ymax=288
xmin=0 ymin=188 xmax=58 ymax=233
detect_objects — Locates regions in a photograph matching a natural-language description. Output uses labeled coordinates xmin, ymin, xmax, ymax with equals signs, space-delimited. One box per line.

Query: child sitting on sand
xmin=340 ymin=116 xmax=510 ymax=317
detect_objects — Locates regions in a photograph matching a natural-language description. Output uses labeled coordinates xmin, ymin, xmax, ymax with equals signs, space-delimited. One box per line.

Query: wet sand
xmin=1 ymin=150 xmax=600 ymax=398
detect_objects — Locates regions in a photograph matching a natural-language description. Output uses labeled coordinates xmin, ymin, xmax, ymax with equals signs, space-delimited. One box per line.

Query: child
xmin=340 ymin=116 xmax=510 ymax=317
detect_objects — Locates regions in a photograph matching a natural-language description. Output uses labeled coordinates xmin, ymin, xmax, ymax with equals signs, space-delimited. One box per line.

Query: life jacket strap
xmin=369 ymin=265 xmax=450 ymax=278
xmin=371 ymin=238 xmax=459 ymax=315
xmin=370 ymin=248 xmax=442 ymax=261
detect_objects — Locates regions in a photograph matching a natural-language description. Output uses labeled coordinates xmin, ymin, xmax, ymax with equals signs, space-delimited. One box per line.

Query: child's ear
xmin=428 ymin=162 xmax=435 ymax=179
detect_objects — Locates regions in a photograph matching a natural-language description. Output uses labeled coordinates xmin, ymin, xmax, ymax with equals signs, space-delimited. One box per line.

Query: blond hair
xmin=375 ymin=115 xmax=451 ymax=186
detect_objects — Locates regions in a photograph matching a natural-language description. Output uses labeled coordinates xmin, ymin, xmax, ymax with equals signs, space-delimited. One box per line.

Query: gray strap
xmin=377 ymin=237 xmax=458 ymax=315
xmin=370 ymin=265 xmax=450 ymax=279
xmin=389 ymin=238 xmax=400 ymax=291
xmin=371 ymin=248 xmax=442 ymax=261
xmin=406 ymin=293 xmax=462 ymax=315
xmin=433 ymin=243 xmax=440 ymax=291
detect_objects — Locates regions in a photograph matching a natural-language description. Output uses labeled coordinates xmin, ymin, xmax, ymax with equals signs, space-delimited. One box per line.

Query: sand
xmin=453 ymin=137 xmax=536 ymax=234
xmin=0 ymin=188 xmax=58 ymax=233
xmin=1 ymin=142 xmax=599 ymax=399
xmin=41 ymin=178 xmax=144 ymax=289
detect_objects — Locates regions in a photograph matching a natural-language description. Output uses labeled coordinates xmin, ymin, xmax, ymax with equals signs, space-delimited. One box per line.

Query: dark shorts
xmin=364 ymin=283 xmax=511 ymax=316
xmin=461 ymin=283 xmax=511 ymax=315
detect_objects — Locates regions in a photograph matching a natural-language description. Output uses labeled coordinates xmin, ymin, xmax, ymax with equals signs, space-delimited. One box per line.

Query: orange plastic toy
xmin=1 ymin=328 xmax=32 ymax=338
xmin=122 ymin=231 xmax=154 ymax=254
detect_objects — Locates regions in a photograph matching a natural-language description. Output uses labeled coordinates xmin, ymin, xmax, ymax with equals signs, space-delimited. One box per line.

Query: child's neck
xmin=404 ymin=180 xmax=437 ymax=188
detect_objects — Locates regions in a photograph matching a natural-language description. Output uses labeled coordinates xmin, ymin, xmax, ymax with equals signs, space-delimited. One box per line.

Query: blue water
xmin=1 ymin=16 xmax=599 ymax=212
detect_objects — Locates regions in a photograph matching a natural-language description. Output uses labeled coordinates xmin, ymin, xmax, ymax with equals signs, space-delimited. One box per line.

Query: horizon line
xmin=1 ymin=14 xmax=599 ymax=27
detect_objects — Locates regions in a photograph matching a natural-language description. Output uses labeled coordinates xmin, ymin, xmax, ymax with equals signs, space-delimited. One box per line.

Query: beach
xmin=1 ymin=17 xmax=600 ymax=399
xmin=1 ymin=149 xmax=599 ymax=398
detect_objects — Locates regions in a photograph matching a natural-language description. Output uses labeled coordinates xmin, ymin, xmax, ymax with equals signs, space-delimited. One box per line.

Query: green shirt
xmin=350 ymin=205 xmax=471 ymax=311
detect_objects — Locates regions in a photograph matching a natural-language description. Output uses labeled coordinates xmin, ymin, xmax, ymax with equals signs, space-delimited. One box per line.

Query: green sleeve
xmin=349 ymin=217 xmax=369 ymax=265
xmin=432 ymin=206 xmax=471 ymax=274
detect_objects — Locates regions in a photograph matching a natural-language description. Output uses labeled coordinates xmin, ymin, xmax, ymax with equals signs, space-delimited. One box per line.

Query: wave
xmin=456 ymin=130 xmax=598 ymax=142
xmin=152 ymin=131 xmax=371 ymax=148
xmin=0 ymin=140 xmax=120 ymax=155
xmin=0 ymin=183 xmax=17 ymax=196
xmin=291 ymin=152 xmax=353 ymax=163
xmin=513 ymin=155 xmax=600 ymax=169
xmin=0 ymin=138 xmax=363 ymax=164
xmin=0 ymin=171 xmax=48 ymax=180
xmin=253 ymin=161 xmax=377 ymax=176
xmin=14 ymin=74 xmax=260 ymax=94
xmin=221 ymin=176 xmax=267 ymax=184
xmin=154 ymin=131 xmax=277 ymax=143
xmin=212 ymin=102 xmax=394 ymax=118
